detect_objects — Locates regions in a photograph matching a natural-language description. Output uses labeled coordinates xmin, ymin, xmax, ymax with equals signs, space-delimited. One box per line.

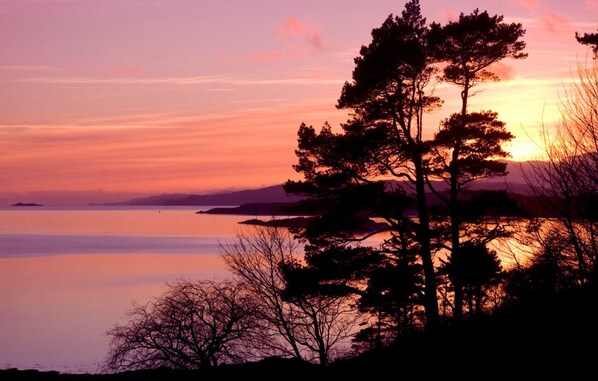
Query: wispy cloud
xmin=538 ymin=11 xmax=571 ymax=34
xmin=277 ymin=17 xmax=323 ymax=51
xmin=15 ymin=74 xmax=344 ymax=87
xmin=0 ymin=102 xmax=347 ymax=193
xmin=489 ymin=62 xmax=517 ymax=81
xmin=0 ymin=65 xmax=51 ymax=71
xmin=250 ymin=17 xmax=325 ymax=62
xmin=508 ymin=1 xmax=575 ymax=36
xmin=16 ymin=74 xmax=232 ymax=85
xmin=234 ymin=77 xmax=343 ymax=86
xmin=203 ymin=88 xmax=238 ymax=92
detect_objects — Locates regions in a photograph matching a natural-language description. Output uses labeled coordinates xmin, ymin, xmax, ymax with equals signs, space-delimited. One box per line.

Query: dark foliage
xmin=429 ymin=9 xmax=527 ymax=88
xmin=576 ymin=29 xmax=598 ymax=56
xmin=285 ymin=0 xmax=527 ymax=331
xmin=441 ymin=242 xmax=502 ymax=315
xmin=285 ymin=0 xmax=442 ymax=330
xmin=430 ymin=190 xmax=525 ymax=220
xmin=429 ymin=111 xmax=514 ymax=187
xmin=5 ymin=286 xmax=597 ymax=380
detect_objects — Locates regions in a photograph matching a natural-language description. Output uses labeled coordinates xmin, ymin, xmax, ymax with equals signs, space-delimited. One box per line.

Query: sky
xmin=0 ymin=0 xmax=596 ymax=204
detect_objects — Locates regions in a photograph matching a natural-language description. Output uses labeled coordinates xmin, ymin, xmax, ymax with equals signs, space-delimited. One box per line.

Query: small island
xmin=11 ymin=202 xmax=43 ymax=207
xmin=197 ymin=202 xmax=300 ymax=216
xmin=239 ymin=216 xmax=315 ymax=229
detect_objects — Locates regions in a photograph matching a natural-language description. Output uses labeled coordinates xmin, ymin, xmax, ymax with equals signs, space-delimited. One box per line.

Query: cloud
xmin=277 ymin=17 xmax=323 ymax=50
xmin=16 ymin=73 xmax=343 ymax=87
xmin=273 ymin=17 xmax=324 ymax=59
xmin=0 ymin=102 xmax=347 ymax=194
xmin=234 ymin=77 xmax=343 ymax=86
xmin=488 ymin=62 xmax=516 ymax=81
xmin=0 ymin=65 xmax=50 ymax=71
xmin=538 ymin=11 xmax=571 ymax=34
xmin=16 ymin=74 xmax=233 ymax=85
xmin=0 ymin=126 xmax=29 ymax=134
xmin=247 ymin=17 xmax=325 ymax=62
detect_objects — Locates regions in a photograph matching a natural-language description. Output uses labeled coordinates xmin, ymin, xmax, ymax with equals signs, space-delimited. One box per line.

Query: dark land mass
xmin=198 ymin=187 xmax=530 ymax=222
xmin=110 ymin=185 xmax=302 ymax=206
xmin=11 ymin=202 xmax=43 ymax=207
xmin=240 ymin=217 xmax=316 ymax=229
xmin=108 ymin=159 xmax=536 ymax=207
xmin=112 ymin=181 xmax=531 ymax=207
xmin=3 ymin=285 xmax=595 ymax=380
xmin=197 ymin=185 xmax=570 ymax=221
xmin=240 ymin=217 xmax=391 ymax=234
xmin=196 ymin=202 xmax=302 ymax=216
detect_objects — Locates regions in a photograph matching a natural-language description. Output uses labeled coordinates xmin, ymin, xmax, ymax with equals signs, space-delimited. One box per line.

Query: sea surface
xmin=0 ymin=206 xmax=247 ymax=373
xmin=0 ymin=207 xmax=530 ymax=373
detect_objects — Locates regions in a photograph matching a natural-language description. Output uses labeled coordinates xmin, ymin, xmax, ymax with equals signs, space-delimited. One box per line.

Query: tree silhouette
xmin=286 ymin=1 xmax=526 ymax=330
xmin=104 ymin=280 xmax=256 ymax=371
xmin=576 ymin=29 xmax=598 ymax=56
xmin=286 ymin=0 xmax=442 ymax=328
xmin=220 ymin=227 xmax=359 ymax=365
xmin=429 ymin=111 xmax=515 ymax=318
xmin=441 ymin=242 xmax=502 ymax=315
xmin=429 ymin=9 xmax=527 ymax=116
xmin=355 ymin=240 xmax=423 ymax=349
xmin=427 ymin=10 xmax=526 ymax=319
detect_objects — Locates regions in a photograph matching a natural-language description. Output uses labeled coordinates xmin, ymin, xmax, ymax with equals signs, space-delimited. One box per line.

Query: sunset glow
xmin=1 ymin=0 xmax=595 ymax=203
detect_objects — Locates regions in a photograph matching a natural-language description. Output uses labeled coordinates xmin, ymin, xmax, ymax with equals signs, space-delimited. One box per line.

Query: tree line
xmin=104 ymin=1 xmax=597 ymax=372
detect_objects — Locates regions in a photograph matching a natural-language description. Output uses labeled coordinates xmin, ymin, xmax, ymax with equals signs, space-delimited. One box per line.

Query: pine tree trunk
xmin=451 ymin=172 xmax=463 ymax=320
xmin=414 ymin=157 xmax=440 ymax=328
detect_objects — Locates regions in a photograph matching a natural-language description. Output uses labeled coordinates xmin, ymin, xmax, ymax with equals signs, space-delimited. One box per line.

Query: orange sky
xmin=0 ymin=0 xmax=596 ymax=203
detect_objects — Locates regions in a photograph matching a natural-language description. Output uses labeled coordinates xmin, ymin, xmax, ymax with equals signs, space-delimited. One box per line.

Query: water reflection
xmin=0 ymin=254 xmax=229 ymax=373
xmin=0 ymin=208 xmax=541 ymax=373
xmin=0 ymin=207 xmax=240 ymax=373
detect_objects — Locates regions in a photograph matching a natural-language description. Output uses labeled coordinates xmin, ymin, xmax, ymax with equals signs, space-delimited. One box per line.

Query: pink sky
xmin=0 ymin=0 xmax=596 ymax=203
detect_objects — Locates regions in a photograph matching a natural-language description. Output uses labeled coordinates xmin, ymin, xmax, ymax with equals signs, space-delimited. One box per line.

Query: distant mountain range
xmin=110 ymin=185 xmax=303 ymax=206
xmin=110 ymin=162 xmax=538 ymax=207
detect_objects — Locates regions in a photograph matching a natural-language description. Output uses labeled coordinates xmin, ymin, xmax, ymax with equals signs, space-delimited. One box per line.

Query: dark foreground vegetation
xmin=3 ymin=285 xmax=597 ymax=380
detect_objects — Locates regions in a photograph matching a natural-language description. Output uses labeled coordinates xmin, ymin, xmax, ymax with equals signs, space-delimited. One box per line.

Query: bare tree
xmin=526 ymin=56 xmax=597 ymax=284
xmin=220 ymin=226 xmax=359 ymax=365
xmin=104 ymin=280 xmax=256 ymax=371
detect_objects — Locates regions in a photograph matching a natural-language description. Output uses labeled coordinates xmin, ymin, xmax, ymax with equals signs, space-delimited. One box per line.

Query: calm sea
xmin=0 ymin=207 xmax=529 ymax=373
xmin=0 ymin=206 xmax=246 ymax=373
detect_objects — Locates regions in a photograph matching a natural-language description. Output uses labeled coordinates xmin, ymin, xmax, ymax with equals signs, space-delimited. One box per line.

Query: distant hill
xmin=113 ymin=185 xmax=303 ymax=206
xmin=111 ymin=161 xmax=537 ymax=207
xmin=11 ymin=202 xmax=43 ymax=207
